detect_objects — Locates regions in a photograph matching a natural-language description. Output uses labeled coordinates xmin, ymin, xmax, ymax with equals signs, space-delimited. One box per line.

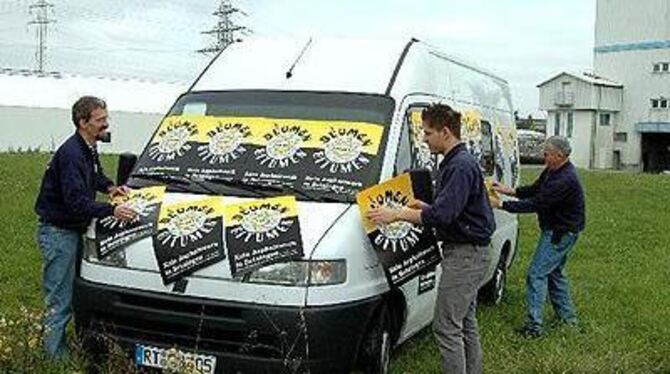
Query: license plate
xmin=135 ymin=344 xmax=217 ymax=374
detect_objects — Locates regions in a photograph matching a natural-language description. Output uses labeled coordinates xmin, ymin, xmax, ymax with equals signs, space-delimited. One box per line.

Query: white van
xmin=74 ymin=38 xmax=520 ymax=374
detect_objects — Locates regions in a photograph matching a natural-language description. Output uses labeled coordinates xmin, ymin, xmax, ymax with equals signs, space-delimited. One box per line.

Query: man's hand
xmin=367 ymin=207 xmax=399 ymax=225
xmin=108 ymin=185 xmax=131 ymax=198
xmin=407 ymin=198 xmax=428 ymax=210
xmin=489 ymin=194 xmax=503 ymax=209
xmin=491 ymin=181 xmax=515 ymax=196
xmin=114 ymin=204 xmax=137 ymax=221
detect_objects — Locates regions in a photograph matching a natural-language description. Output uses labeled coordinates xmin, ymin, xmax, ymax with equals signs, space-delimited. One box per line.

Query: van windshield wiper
xmin=279 ymin=184 xmax=343 ymax=203
xmin=129 ymin=173 xmax=219 ymax=195
xmin=202 ymin=177 xmax=279 ymax=198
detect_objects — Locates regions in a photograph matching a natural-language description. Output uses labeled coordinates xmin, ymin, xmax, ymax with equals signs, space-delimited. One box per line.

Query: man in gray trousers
xmin=368 ymin=103 xmax=495 ymax=374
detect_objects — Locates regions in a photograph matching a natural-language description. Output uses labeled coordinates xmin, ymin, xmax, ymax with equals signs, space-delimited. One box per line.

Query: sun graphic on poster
xmin=369 ymin=191 xmax=422 ymax=253
xmin=254 ymin=124 xmax=310 ymax=168
xmin=230 ymin=203 xmax=294 ymax=243
xmin=156 ymin=206 xmax=217 ymax=248
xmin=99 ymin=192 xmax=157 ymax=230
xmin=198 ymin=122 xmax=251 ymax=164
xmin=314 ymin=128 xmax=372 ymax=173
xmin=149 ymin=121 xmax=198 ymax=162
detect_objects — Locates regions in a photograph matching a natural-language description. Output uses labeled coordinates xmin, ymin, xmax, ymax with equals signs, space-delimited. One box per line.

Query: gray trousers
xmin=433 ymin=243 xmax=491 ymax=374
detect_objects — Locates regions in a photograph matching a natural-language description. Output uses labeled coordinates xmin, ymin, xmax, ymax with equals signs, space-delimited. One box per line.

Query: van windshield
xmin=130 ymin=91 xmax=395 ymax=203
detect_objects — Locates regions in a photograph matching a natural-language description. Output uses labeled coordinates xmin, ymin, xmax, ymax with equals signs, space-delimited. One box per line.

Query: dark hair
xmin=72 ymin=96 xmax=106 ymax=128
xmin=421 ymin=103 xmax=462 ymax=139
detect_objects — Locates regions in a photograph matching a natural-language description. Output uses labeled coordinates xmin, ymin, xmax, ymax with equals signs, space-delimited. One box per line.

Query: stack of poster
xmin=357 ymin=173 xmax=440 ymax=287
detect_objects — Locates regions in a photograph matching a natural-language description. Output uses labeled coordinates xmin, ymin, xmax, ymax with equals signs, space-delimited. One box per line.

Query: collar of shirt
xmin=438 ymin=142 xmax=466 ymax=170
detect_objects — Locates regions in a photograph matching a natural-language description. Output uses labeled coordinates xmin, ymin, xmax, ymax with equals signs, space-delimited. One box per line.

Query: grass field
xmin=0 ymin=152 xmax=669 ymax=373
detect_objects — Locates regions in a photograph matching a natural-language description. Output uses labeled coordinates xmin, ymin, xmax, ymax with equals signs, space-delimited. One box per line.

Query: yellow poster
xmin=356 ymin=173 xmax=414 ymax=233
xmin=356 ymin=173 xmax=440 ymax=287
xmin=154 ymin=197 xmax=226 ymax=284
xmin=96 ymin=186 xmax=166 ymax=257
xmin=223 ymin=195 xmax=303 ymax=276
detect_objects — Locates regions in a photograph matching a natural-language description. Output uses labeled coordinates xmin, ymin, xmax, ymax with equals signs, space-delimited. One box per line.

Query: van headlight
xmin=83 ymin=237 xmax=127 ymax=268
xmin=245 ymin=260 xmax=346 ymax=286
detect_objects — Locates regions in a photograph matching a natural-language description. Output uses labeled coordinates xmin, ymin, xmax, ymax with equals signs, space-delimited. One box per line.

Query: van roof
xmin=189 ymin=37 xmax=512 ymax=114
xmin=190 ymin=37 xmax=410 ymax=95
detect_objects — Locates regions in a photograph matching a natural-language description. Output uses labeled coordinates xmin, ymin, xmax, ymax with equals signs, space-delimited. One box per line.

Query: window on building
xmin=653 ymin=63 xmax=670 ymax=73
xmin=554 ymin=112 xmax=561 ymax=136
xmin=652 ymin=99 xmax=660 ymax=108
xmin=661 ymin=99 xmax=669 ymax=109
xmin=566 ymin=112 xmax=574 ymax=138
xmin=599 ymin=113 xmax=611 ymax=126
xmin=614 ymin=132 xmax=628 ymax=142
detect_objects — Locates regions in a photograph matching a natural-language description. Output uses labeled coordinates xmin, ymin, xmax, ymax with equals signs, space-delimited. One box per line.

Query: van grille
xmin=84 ymin=292 xmax=295 ymax=358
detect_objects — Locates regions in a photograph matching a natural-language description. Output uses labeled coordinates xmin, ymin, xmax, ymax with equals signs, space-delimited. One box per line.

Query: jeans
xmin=526 ymin=230 xmax=579 ymax=332
xmin=36 ymin=222 xmax=82 ymax=359
xmin=433 ymin=243 xmax=491 ymax=374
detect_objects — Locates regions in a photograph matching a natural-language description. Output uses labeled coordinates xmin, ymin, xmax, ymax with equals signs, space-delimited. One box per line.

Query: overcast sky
xmin=0 ymin=0 xmax=596 ymax=117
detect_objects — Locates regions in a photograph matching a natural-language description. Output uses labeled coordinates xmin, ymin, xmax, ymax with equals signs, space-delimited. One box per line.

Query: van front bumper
xmin=73 ymin=277 xmax=382 ymax=373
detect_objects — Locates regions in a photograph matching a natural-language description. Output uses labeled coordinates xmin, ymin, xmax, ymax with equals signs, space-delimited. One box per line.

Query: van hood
xmin=88 ymin=193 xmax=353 ymax=279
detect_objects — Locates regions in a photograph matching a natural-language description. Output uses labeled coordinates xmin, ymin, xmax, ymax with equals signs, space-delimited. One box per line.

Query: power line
xmin=27 ymin=0 xmax=55 ymax=72
xmin=197 ymin=0 xmax=251 ymax=55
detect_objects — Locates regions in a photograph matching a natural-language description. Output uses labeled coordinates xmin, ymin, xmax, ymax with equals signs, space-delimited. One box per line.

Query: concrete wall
xmin=0 ymin=106 xmax=163 ymax=154
xmin=595 ymin=0 xmax=670 ymax=170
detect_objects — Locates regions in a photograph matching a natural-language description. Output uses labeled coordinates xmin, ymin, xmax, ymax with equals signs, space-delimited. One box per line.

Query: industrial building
xmin=539 ymin=0 xmax=670 ymax=171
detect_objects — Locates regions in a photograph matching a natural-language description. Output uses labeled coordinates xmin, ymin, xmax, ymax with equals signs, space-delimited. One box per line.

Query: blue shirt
xmin=35 ymin=133 xmax=114 ymax=232
xmin=421 ymin=143 xmax=496 ymax=246
xmin=502 ymin=161 xmax=585 ymax=234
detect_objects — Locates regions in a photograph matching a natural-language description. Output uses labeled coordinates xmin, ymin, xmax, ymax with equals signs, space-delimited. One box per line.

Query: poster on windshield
xmin=134 ymin=115 xmax=387 ymax=200
xmin=95 ymin=186 xmax=166 ymax=258
xmin=134 ymin=116 xmax=200 ymax=178
xmin=356 ymin=173 xmax=440 ymax=287
xmin=224 ymin=195 xmax=304 ymax=277
xmin=153 ymin=197 xmax=225 ymax=284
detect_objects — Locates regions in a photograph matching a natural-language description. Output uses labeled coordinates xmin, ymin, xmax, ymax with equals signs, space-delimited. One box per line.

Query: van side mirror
xmin=116 ymin=153 xmax=137 ymax=186
xmin=408 ymin=168 xmax=434 ymax=204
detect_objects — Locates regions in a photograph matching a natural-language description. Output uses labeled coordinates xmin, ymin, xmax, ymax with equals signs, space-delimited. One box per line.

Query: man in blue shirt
xmin=491 ymin=135 xmax=585 ymax=338
xmin=368 ymin=103 xmax=495 ymax=374
xmin=34 ymin=96 xmax=136 ymax=358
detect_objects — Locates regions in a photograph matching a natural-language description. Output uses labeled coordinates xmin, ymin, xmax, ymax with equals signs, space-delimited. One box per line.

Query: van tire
xmin=359 ymin=304 xmax=392 ymax=374
xmin=479 ymin=256 xmax=506 ymax=305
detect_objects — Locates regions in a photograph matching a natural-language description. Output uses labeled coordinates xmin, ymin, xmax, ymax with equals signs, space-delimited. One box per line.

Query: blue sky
xmin=0 ymin=0 xmax=596 ymax=116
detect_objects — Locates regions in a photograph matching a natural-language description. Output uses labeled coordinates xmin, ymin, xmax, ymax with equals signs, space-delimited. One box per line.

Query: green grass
xmin=392 ymin=167 xmax=670 ymax=374
xmin=1 ymin=153 xmax=669 ymax=373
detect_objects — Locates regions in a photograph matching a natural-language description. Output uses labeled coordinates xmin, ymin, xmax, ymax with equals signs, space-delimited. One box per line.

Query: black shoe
xmin=514 ymin=325 xmax=543 ymax=339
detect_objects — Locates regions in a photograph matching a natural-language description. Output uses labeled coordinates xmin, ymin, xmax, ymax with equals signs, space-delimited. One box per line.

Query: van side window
xmin=406 ymin=108 xmax=438 ymax=174
xmin=394 ymin=115 xmax=412 ymax=175
xmin=480 ymin=121 xmax=495 ymax=176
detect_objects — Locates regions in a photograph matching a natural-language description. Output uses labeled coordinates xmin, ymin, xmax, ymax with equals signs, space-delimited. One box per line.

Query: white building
xmin=0 ymin=69 xmax=187 ymax=154
xmin=538 ymin=72 xmax=623 ymax=169
xmin=539 ymin=0 xmax=670 ymax=171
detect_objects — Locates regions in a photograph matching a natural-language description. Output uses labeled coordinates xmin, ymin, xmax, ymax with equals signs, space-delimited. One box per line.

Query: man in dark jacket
xmin=491 ymin=135 xmax=585 ymax=337
xmin=34 ymin=96 xmax=136 ymax=358
xmin=368 ymin=103 xmax=495 ymax=374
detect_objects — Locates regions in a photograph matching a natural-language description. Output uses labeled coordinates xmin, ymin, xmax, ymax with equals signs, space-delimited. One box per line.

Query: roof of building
xmin=537 ymin=71 xmax=623 ymax=88
xmin=0 ymin=68 xmax=188 ymax=114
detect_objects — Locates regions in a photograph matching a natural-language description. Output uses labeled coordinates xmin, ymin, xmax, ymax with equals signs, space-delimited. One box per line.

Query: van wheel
xmin=479 ymin=257 xmax=506 ymax=305
xmin=360 ymin=304 xmax=392 ymax=374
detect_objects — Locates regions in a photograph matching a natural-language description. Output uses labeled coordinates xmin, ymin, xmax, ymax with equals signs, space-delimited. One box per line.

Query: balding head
xmin=545 ymin=136 xmax=572 ymax=157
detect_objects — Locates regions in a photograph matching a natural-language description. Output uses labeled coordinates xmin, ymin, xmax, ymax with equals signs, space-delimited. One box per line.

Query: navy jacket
xmin=503 ymin=161 xmax=585 ymax=234
xmin=35 ymin=133 xmax=114 ymax=232
xmin=421 ymin=143 xmax=496 ymax=246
